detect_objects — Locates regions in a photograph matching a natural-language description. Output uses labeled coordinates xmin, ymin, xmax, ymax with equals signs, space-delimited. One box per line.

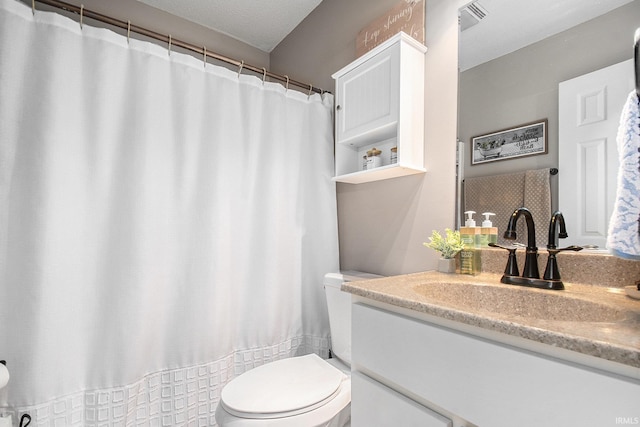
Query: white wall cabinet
xmin=332 ymin=32 xmax=427 ymax=184
xmin=351 ymin=302 xmax=640 ymax=427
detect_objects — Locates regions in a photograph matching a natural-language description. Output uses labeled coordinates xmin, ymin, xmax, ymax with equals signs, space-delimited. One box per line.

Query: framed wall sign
xmin=471 ymin=119 xmax=548 ymax=165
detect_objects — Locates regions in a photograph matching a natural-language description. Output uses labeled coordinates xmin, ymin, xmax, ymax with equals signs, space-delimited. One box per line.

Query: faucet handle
xmin=489 ymin=242 xmax=517 ymax=251
xmin=543 ymin=246 xmax=583 ymax=281
xmin=552 ymin=245 xmax=582 ymax=252
xmin=489 ymin=243 xmax=520 ymax=278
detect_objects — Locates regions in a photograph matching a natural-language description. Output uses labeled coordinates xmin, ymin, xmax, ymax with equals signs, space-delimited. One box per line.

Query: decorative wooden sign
xmin=356 ymin=0 xmax=425 ymax=57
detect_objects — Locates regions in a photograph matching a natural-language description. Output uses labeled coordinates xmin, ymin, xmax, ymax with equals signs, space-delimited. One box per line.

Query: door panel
xmin=558 ymin=59 xmax=633 ymax=248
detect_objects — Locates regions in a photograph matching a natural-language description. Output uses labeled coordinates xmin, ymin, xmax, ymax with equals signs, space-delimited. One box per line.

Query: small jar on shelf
xmin=366 ymin=148 xmax=382 ymax=170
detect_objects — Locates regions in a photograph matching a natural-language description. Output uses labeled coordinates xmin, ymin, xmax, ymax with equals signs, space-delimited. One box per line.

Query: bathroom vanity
xmin=343 ymin=271 xmax=640 ymax=427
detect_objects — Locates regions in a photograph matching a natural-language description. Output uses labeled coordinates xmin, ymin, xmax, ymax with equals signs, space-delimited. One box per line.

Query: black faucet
xmin=504 ymin=207 xmax=540 ymax=279
xmin=542 ymin=211 xmax=582 ymax=284
xmin=490 ymin=207 xmax=580 ymax=290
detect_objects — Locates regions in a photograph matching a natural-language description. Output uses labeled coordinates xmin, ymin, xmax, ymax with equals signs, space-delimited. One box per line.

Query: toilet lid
xmin=220 ymin=353 xmax=347 ymax=419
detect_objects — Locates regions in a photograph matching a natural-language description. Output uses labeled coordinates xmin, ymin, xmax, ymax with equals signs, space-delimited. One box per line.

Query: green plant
xmin=423 ymin=228 xmax=464 ymax=259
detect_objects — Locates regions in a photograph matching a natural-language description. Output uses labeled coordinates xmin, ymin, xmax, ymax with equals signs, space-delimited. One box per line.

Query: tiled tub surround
xmin=342 ymin=252 xmax=640 ymax=377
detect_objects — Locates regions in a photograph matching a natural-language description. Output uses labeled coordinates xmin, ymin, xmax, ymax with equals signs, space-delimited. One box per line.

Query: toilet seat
xmin=220 ymin=354 xmax=347 ymax=419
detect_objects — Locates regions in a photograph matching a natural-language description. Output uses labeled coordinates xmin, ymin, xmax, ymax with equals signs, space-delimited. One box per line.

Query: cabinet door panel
xmin=336 ymin=42 xmax=400 ymax=146
xmin=351 ymin=371 xmax=452 ymax=427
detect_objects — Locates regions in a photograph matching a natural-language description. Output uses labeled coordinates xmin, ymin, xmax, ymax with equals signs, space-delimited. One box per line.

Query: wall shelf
xmin=332 ymin=164 xmax=426 ymax=184
xmin=332 ymin=32 xmax=427 ymax=184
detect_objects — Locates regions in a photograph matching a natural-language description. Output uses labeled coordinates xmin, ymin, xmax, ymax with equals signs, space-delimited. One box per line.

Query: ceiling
xmin=135 ymin=0 xmax=323 ymax=52
xmin=135 ymin=0 xmax=634 ymax=67
xmin=458 ymin=0 xmax=635 ymax=71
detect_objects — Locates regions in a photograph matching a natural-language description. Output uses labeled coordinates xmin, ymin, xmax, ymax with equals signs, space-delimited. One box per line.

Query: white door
xmin=558 ymin=59 xmax=633 ymax=249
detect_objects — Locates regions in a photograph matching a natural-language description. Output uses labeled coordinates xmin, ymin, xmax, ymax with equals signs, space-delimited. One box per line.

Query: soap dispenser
xmin=480 ymin=212 xmax=498 ymax=247
xmin=461 ymin=211 xmax=480 ymax=247
xmin=460 ymin=211 xmax=481 ymax=275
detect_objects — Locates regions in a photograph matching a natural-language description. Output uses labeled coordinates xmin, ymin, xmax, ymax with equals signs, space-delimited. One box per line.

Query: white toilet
xmin=215 ymin=271 xmax=380 ymax=427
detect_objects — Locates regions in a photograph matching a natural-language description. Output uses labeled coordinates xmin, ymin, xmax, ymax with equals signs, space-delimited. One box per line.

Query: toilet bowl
xmin=215 ymin=271 xmax=381 ymax=427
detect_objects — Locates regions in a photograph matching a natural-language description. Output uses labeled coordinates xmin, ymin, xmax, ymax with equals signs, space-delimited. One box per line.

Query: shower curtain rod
xmin=31 ymin=0 xmax=326 ymax=95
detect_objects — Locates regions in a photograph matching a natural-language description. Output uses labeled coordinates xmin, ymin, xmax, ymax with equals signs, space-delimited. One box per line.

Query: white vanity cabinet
xmin=332 ymin=32 xmax=427 ymax=184
xmin=351 ymin=301 xmax=640 ymax=427
xmin=352 ymin=371 xmax=452 ymax=426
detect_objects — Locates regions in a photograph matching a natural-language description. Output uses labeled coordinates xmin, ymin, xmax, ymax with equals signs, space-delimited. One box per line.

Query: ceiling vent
xmin=459 ymin=1 xmax=488 ymax=32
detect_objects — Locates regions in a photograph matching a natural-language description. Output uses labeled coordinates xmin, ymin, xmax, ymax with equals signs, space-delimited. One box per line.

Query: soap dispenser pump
xmin=461 ymin=211 xmax=479 ymax=246
xmin=481 ymin=212 xmax=498 ymax=246
xmin=464 ymin=210 xmax=476 ymax=227
xmin=481 ymin=212 xmax=495 ymax=227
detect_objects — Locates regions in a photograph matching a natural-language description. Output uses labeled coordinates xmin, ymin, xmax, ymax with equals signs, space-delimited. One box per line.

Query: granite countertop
xmin=342 ymin=271 xmax=640 ymax=369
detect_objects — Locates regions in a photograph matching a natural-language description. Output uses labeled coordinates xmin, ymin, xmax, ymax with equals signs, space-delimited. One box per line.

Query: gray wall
xmin=270 ymin=0 xmax=398 ymax=92
xmin=458 ymin=1 xmax=640 ymax=215
xmin=272 ymin=0 xmax=463 ymax=276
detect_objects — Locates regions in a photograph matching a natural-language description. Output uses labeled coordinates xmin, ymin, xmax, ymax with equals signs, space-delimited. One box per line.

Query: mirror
xmin=457 ymin=0 xmax=640 ymax=247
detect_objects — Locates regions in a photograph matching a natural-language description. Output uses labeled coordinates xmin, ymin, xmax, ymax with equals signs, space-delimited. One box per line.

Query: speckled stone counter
xmin=342 ymin=271 xmax=640 ymax=370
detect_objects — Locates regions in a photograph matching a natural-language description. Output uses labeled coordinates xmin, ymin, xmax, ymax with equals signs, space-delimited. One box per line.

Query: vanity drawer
xmin=351 ymin=302 xmax=640 ymax=427
xmin=351 ymin=370 xmax=452 ymax=427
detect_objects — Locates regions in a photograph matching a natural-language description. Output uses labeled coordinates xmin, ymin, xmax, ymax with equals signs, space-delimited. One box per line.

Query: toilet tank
xmin=323 ymin=271 xmax=383 ymax=366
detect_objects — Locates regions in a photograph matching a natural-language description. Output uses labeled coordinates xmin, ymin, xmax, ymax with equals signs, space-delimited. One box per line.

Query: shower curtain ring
xmin=79 ymin=4 xmax=84 ymax=29
xmin=284 ymin=75 xmax=289 ymax=91
xmin=168 ymin=35 xmax=172 ymax=56
xmin=237 ymin=60 xmax=244 ymax=78
xmin=127 ymin=20 xmax=131 ymax=44
xmin=31 ymin=0 xmax=35 ymax=15
xmin=308 ymin=84 xmax=313 ymax=98
xmin=262 ymin=68 xmax=267 ymax=85
xmin=203 ymin=46 xmax=207 ymax=68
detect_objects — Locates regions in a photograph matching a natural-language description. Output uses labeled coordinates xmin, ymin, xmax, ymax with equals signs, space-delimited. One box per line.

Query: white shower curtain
xmin=0 ymin=0 xmax=339 ymax=424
